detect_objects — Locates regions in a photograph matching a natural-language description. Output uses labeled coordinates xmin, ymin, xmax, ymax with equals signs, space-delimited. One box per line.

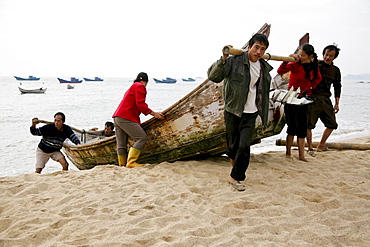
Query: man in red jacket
xmin=113 ymin=72 xmax=164 ymax=168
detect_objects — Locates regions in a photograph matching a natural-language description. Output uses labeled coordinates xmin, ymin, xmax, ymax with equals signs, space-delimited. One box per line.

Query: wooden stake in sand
xmin=275 ymin=139 xmax=370 ymax=150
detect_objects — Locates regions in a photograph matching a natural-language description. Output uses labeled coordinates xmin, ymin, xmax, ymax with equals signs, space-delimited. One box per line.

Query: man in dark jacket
xmin=208 ymin=33 xmax=273 ymax=191
xmin=306 ymin=45 xmax=341 ymax=155
xmin=30 ymin=112 xmax=81 ymax=173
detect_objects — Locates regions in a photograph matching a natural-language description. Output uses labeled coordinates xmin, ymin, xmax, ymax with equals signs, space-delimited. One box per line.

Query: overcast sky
xmin=0 ymin=0 xmax=368 ymax=78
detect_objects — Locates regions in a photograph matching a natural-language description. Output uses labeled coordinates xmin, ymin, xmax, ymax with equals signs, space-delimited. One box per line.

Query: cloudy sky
xmin=0 ymin=0 xmax=368 ymax=78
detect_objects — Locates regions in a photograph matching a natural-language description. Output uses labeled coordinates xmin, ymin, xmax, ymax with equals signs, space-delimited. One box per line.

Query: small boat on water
xmin=83 ymin=77 xmax=104 ymax=81
xmin=57 ymin=77 xmax=83 ymax=83
xmin=67 ymin=84 xmax=75 ymax=89
xmin=14 ymin=76 xmax=40 ymax=81
xmin=182 ymin=78 xmax=196 ymax=82
xmin=154 ymin=77 xmax=177 ymax=83
xmin=36 ymin=23 xmax=296 ymax=170
xmin=18 ymin=86 xmax=47 ymax=94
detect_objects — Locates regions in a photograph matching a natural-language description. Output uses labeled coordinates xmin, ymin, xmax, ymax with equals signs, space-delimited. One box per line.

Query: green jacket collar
xmin=243 ymin=51 xmax=273 ymax=72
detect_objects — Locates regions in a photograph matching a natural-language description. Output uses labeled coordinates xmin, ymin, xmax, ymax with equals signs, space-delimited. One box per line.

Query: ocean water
xmin=0 ymin=76 xmax=369 ymax=177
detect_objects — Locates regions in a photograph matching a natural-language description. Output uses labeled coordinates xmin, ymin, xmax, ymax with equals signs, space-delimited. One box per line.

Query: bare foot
xmin=285 ymin=154 xmax=294 ymax=161
xmin=299 ymin=157 xmax=308 ymax=162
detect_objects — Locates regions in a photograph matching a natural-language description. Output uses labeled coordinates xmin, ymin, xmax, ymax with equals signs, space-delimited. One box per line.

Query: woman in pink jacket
xmin=113 ymin=72 xmax=164 ymax=168
xmin=277 ymin=44 xmax=322 ymax=161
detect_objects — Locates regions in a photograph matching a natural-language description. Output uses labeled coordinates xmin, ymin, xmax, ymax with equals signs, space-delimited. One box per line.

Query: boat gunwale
xmin=63 ymin=135 xmax=116 ymax=150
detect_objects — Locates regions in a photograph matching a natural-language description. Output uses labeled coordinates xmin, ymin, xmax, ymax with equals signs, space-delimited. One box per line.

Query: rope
xmin=265 ymin=53 xmax=271 ymax=61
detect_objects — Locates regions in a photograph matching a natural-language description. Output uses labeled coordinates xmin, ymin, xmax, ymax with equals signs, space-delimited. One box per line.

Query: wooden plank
xmin=275 ymin=139 xmax=370 ymax=150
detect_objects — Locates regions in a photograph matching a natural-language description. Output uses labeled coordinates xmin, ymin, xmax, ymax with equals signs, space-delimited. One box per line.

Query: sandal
xmin=229 ymin=182 xmax=246 ymax=191
xmin=307 ymin=149 xmax=316 ymax=157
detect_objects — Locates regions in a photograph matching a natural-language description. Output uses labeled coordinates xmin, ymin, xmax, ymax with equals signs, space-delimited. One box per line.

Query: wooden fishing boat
xmin=18 ymin=86 xmax=47 ymax=94
xmin=61 ymin=78 xmax=286 ymax=169
xmin=14 ymin=75 xmax=40 ymax=81
xmin=58 ymin=77 xmax=83 ymax=83
xmin=182 ymin=78 xmax=196 ymax=82
xmin=154 ymin=77 xmax=177 ymax=83
xmin=56 ymin=23 xmax=294 ymax=170
xmin=83 ymin=77 xmax=104 ymax=81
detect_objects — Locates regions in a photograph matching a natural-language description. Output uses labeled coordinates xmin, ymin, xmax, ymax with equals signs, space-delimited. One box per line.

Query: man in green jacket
xmin=207 ymin=33 xmax=273 ymax=191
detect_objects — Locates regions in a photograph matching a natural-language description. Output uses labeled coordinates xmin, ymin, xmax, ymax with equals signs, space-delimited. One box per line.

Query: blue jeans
xmin=224 ymin=111 xmax=258 ymax=181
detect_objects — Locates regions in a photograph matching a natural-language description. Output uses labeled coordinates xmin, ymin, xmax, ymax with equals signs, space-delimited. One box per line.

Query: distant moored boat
xmin=18 ymin=86 xmax=46 ymax=94
xmin=83 ymin=77 xmax=104 ymax=81
xmin=14 ymin=76 xmax=40 ymax=81
xmin=182 ymin=78 xmax=196 ymax=82
xmin=153 ymin=77 xmax=177 ymax=83
xmin=57 ymin=77 xmax=83 ymax=83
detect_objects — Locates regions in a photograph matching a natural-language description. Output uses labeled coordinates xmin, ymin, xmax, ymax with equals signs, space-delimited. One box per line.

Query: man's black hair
xmin=105 ymin=121 xmax=114 ymax=130
xmin=54 ymin=112 xmax=66 ymax=122
xmin=323 ymin=45 xmax=340 ymax=59
xmin=248 ymin=33 xmax=269 ymax=48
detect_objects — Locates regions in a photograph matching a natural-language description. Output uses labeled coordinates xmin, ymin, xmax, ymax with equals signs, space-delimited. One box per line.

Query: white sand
xmin=1 ymin=137 xmax=370 ymax=246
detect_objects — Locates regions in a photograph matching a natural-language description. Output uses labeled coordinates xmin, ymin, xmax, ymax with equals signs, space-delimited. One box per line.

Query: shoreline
xmin=1 ymin=136 xmax=369 ymax=246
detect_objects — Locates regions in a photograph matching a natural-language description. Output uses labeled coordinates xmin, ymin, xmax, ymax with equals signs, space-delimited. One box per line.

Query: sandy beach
xmin=1 ymin=137 xmax=369 ymax=246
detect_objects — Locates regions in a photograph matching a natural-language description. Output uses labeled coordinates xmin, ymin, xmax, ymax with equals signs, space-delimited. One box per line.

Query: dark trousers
xmin=224 ymin=111 xmax=258 ymax=181
xmin=308 ymin=95 xmax=338 ymax=130
xmin=284 ymin=104 xmax=308 ymax=138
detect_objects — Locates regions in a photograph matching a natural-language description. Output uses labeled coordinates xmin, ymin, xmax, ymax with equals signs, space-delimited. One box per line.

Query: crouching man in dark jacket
xmin=30 ymin=112 xmax=81 ymax=174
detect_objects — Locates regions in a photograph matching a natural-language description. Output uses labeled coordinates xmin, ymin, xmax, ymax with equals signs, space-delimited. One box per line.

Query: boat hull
xmin=83 ymin=77 xmax=103 ymax=81
xmin=14 ymin=76 xmax=40 ymax=81
xmin=64 ymin=136 xmax=118 ymax=170
xmin=136 ymin=79 xmax=285 ymax=163
xmin=63 ymin=79 xmax=286 ymax=169
xmin=58 ymin=78 xmax=82 ymax=83
xmin=18 ymin=87 xmax=47 ymax=94
xmin=182 ymin=78 xmax=196 ymax=81
xmin=62 ymin=23 xmax=286 ymax=170
xmin=153 ymin=78 xmax=177 ymax=83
